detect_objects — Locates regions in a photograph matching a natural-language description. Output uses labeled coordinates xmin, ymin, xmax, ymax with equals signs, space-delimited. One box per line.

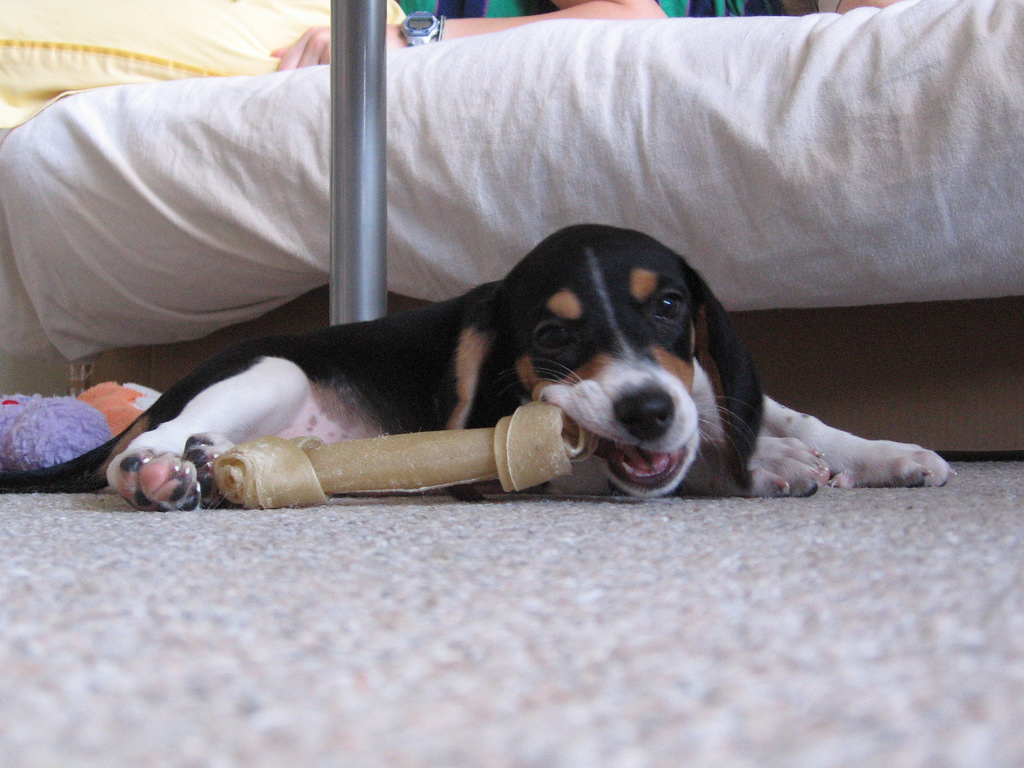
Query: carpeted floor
xmin=1 ymin=461 xmax=1022 ymax=767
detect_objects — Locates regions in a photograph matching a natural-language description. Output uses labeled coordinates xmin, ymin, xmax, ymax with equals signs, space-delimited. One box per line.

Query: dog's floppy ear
xmin=445 ymin=282 xmax=503 ymax=430
xmin=687 ymin=271 xmax=764 ymax=488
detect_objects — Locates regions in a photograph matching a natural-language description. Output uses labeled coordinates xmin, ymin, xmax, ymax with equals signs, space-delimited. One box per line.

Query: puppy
xmin=0 ymin=225 xmax=949 ymax=509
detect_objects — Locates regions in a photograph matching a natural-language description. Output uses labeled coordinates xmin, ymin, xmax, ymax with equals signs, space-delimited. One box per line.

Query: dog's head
xmin=454 ymin=225 xmax=763 ymax=497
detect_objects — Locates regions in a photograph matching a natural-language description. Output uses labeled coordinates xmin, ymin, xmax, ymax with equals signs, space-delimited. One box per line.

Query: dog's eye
xmin=533 ymin=320 xmax=573 ymax=352
xmin=653 ymin=291 xmax=685 ymax=322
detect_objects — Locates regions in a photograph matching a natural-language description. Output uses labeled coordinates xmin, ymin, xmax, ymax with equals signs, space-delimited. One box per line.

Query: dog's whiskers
xmin=493 ymin=368 xmax=530 ymax=401
xmin=531 ymin=361 xmax=585 ymax=389
xmin=494 ymin=361 xmax=584 ymax=401
xmin=701 ymin=400 xmax=760 ymax=460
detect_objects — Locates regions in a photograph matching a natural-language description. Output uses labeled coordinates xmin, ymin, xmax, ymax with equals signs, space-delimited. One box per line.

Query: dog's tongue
xmin=598 ymin=441 xmax=681 ymax=487
xmin=617 ymin=444 xmax=674 ymax=478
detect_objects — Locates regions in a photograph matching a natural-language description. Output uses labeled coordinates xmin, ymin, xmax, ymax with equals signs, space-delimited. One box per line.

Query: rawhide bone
xmin=212 ymin=402 xmax=595 ymax=509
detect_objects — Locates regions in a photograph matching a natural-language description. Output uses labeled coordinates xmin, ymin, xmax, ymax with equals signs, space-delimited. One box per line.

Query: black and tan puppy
xmin=0 ymin=225 xmax=949 ymax=509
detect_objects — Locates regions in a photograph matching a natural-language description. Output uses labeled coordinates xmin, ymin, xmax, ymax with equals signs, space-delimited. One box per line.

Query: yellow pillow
xmin=1 ymin=0 xmax=405 ymax=128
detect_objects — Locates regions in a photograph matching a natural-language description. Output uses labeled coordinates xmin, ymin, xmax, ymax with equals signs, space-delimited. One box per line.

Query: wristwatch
xmin=401 ymin=11 xmax=445 ymax=46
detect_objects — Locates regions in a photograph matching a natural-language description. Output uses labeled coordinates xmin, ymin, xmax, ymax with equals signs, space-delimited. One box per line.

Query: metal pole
xmin=330 ymin=0 xmax=388 ymax=324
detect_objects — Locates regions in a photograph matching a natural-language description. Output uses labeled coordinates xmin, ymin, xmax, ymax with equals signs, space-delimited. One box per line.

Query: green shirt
xmin=398 ymin=0 xmax=777 ymax=19
xmin=400 ymin=1 xmax=558 ymax=16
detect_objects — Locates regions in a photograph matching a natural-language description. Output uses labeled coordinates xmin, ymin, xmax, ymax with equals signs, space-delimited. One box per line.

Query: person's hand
xmin=272 ymin=26 xmax=331 ymax=70
xmin=273 ymin=26 xmax=408 ymax=69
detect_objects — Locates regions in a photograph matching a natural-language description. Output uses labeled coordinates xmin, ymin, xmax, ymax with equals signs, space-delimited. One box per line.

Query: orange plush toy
xmin=78 ymin=382 xmax=161 ymax=434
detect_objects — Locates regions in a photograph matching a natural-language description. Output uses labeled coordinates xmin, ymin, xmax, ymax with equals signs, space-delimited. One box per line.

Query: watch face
xmin=407 ymin=17 xmax=434 ymax=30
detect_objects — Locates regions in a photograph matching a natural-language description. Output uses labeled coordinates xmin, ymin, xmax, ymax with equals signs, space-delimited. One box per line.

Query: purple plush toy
xmin=0 ymin=395 xmax=112 ymax=472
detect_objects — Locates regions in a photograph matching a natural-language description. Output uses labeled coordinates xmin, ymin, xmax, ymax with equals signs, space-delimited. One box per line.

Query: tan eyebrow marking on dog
xmin=652 ymin=347 xmax=695 ymax=392
xmin=546 ymin=290 xmax=584 ymax=321
xmin=629 ymin=268 xmax=659 ymax=303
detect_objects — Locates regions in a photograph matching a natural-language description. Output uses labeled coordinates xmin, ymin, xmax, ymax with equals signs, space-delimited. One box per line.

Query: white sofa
xmin=2 ymin=0 xmax=1022 ymax=450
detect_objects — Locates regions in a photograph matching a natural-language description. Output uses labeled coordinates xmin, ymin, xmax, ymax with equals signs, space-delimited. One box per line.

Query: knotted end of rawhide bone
xmin=493 ymin=399 xmax=591 ymax=492
xmin=214 ymin=435 xmax=328 ymax=509
xmin=212 ymin=402 xmax=592 ymax=509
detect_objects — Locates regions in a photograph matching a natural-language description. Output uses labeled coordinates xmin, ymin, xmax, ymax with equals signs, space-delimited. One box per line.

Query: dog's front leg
xmin=107 ymin=357 xmax=318 ymax=511
xmin=758 ymin=398 xmax=951 ymax=489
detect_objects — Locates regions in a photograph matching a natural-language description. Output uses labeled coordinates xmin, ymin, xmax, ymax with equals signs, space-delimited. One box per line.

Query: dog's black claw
xmin=179 ymin=489 xmax=201 ymax=511
xmin=120 ymin=455 xmax=144 ymax=473
xmin=183 ymin=436 xmax=214 ymax=465
xmin=183 ymin=448 xmax=206 ymax=466
xmin=794 ymin=481 xmax=819 ymax=498
xmin=168 ymin=482 xmax=188 ymax=503
xmin=198 ymin=472 xmax=215 ymax=500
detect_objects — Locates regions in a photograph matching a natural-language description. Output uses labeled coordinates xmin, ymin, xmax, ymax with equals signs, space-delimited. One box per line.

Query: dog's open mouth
xmin=596 ymin=440 xmax=688 ymax=493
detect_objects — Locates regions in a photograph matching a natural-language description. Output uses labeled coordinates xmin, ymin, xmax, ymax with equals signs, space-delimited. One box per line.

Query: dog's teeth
xmin=618 ymin=445 xmax=673 ymax=477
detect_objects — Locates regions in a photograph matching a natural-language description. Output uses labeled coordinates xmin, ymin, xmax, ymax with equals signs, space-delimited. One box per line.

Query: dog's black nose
xmin=615 ymin=389 xmax=675 ymax=441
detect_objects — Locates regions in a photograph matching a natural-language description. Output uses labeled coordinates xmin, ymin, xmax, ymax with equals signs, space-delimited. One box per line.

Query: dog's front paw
xmin=111 ymin=449 xmax=201 ymax=511
xmin=828 ymin=442 xmax=951 ymax=489
xmin=109 ymin=433 xmax=233 ymax=511
xmin=748 ymin=436 xmax=831 ymax=497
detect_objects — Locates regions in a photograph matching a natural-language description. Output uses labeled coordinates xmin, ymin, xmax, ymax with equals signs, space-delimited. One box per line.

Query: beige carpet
xmin=1 ymin=461 xmax=1022 ymax=767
